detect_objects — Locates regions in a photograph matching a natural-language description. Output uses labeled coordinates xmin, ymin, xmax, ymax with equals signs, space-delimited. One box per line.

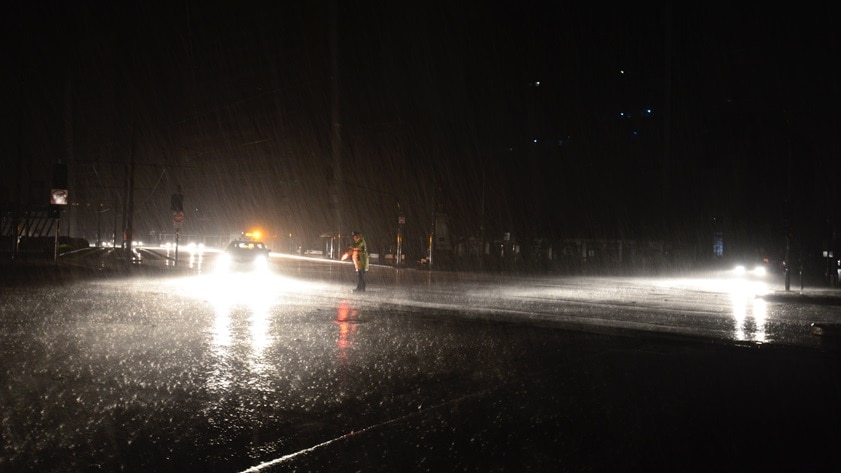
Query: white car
xmin=218 ymin=239 xmax=270 ymax=272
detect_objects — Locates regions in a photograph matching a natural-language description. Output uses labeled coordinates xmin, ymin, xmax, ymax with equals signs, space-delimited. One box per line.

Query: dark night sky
xmin=3 ymin=2 xmax=841 ymax=259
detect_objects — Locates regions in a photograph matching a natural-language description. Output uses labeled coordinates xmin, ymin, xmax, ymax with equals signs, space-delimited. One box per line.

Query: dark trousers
xmin=356 ymin=269 xmax=366 ymax=290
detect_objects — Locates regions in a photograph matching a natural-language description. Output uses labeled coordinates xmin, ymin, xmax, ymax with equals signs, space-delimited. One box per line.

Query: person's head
xmin=352 ymin=231 xmax=361 ymax=240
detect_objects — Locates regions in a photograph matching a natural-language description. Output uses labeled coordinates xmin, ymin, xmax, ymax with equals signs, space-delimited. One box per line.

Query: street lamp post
xmin=171 ymin=186 xmax=184 ymax=267
xmin=397 ymin=206 xmax=404 ymax=267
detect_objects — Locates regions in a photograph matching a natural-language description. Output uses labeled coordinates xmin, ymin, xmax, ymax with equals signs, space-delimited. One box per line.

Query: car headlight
xmin=254 ymin=254 xmax=268 ymax=270
xmin=218 ymin=253 xmax=232 ymax=270
xmin=733 ymin=264 xmax=766 ymax=277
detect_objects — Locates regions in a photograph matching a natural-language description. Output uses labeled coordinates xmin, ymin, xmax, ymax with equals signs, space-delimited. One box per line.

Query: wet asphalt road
xmin=2 ymin=252 xmax=841 ymax=472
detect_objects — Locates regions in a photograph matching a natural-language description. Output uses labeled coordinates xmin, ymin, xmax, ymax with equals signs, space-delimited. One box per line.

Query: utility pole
xmin=125 ymin=128 xmax=136 ymax=255
xmin=171 ymin=185 xmax=184 ymax=267
xmin=327 ymin=0 xmax=344 ymax=258
xmin=429 ymin=183 xmax=436 ymax=269
xmin=396 ymin=201 xmax=404 ymax=267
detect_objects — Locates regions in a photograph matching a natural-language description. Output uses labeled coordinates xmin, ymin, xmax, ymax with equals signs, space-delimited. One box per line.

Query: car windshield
xmin=230 ymin=242 xmax=264 ymax=250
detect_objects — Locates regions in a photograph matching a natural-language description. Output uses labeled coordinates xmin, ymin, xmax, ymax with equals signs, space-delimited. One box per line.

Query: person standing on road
xmin=345 ymin=231 xmax=369 ymax=292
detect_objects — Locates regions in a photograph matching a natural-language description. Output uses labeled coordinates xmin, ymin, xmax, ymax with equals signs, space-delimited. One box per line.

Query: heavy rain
xmin=5 ymin=2 xmax=838 ymax=268
xmin=3 ymin=2 xmax=841 ymax=472
xmin=2 ymin=260 xmax=841 ymax=472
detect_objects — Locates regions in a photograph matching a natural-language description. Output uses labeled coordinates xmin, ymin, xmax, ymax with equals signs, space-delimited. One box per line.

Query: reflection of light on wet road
xmin=198 ymin=273 xmax=280 ymax=392
xmin=724 ymin=279 xmax=769 ymax=343
xmin=248 ymin=301 xmax=272 ymax=370
xmin=212 ymin=306 xmax=233 ymax=347
xmin=752 ymin=298 xmax=767 ymax=341
xmin=731 ymin=292 xmax=767 ymax=342
xmin=657 ymin=274 xmax=771 ymax=343
xmin=335 ymin=301 xmax=359 ymax=364
xmin=209 ymin=303 xmax=233 ymax=391
xmin=658 ymin=275 xmax=770 ymax=343
xmin=186 ymin=250 xmax=205 ymax=270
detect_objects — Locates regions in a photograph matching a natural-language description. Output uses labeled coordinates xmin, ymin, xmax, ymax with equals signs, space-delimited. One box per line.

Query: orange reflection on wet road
xmin=335 ymin=301 xmax=359 ymax=364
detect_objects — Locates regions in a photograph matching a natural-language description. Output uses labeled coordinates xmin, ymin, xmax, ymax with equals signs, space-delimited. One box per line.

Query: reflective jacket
xmin=350 ymin=236 xmax=370 ymax=271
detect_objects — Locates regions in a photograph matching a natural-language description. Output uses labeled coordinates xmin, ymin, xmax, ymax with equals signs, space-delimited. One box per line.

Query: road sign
xmin=173 ymin=211 xmax=184 ymax=223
